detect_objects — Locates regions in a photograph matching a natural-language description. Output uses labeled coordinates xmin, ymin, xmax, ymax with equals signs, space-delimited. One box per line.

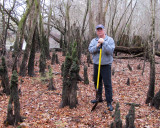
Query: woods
xmin=0 ymin=0 xmax=159 ymax=127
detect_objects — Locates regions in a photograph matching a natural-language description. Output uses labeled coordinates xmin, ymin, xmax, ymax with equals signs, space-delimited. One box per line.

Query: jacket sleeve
xmin=102 ymin=38 xmax=115 ymax=56
xmin=88 ymin=39 xmax=99 ymax=54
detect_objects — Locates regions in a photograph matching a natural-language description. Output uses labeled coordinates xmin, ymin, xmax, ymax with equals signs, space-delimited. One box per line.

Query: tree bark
xmin=12 ymin=0 xmax=34 ymax=72
xmin=111 ymin=102 xmax=122 ymax=128
xmin=88 ymin=0 xmax=95 ymax=42
xmin=48 ymin=66 xmax=55 ymax=90
xmin=60 ymin=43 xmax=79 ymax=109
xmin=125 ymin=104 xmax=135 ymax=128
xmin=19 ymin=0 xmax=39 ymax=76
xmin=146 ymin=0 xmax=156 ymax=104
xmin=151 ymin=90 xmax=160 ymax=109
xmin=84 ymin=65 xmax=89 ymax=84
xmin=4 ymin=71 xmax=23 ymax=126
xmin=28 ymin=26 xmax=37 ymax=77
xmin=39 ymin=11 xmax=46 ymax=76
xmin=0 ymin=56 xmax=10 ymax=95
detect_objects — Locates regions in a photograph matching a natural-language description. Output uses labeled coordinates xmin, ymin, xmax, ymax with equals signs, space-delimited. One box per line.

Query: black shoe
xmin=91 ymin=98 xmax=103 ymax=103
xmin=107 ymin=103 xmax=114 ymax=111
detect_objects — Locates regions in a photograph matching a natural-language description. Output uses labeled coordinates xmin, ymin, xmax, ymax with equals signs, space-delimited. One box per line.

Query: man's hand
xmin=97 ymin=38 xmax=104 ymax=47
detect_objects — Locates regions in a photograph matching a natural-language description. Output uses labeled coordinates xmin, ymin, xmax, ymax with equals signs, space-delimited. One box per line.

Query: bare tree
xmin=0 ymin=0 xmax=16 ymax=56
xmin=146 ymin=0 xmax=156 ymax=104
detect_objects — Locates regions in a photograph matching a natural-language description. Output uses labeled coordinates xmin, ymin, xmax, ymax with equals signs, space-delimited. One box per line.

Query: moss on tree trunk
xmin=48 ymin=66 xmax=55 ymax=90
xmin=60 ymin=42 xmax=79 ymax=109
xmin=4 ymin=71 xmax=23 ymax=126
xmin=0 ymin=56 xmax=10 ymax=95
xmin=19 ymin=0 xmax=39 ymax=76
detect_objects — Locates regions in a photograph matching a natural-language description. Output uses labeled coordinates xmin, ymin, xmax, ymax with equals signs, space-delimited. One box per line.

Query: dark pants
xmin=94 ymin=64 xmax=113 ymax=104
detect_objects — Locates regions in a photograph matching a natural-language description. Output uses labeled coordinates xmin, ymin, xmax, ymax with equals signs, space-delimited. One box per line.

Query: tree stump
xmin=127 ymin=78 xmax=130 ymax=86
xmin=51 ymin=52 xmax=59 ymax=65
xmin=125 ymin=104 xmax=135 ymax=128
xmin=4 ymin=71 xmax=23 ymax=126
xmin=69 ymin=61 xmax=79 ymax=108
xmin=127 ymin=64 xmax=132 ymax=71
xmin=151 ymin=90 xmax=160 ymax=109
xmin=48 ymin=66 xmax=55 ymax=90
xmin=137 ymin=64 xmax=141 ymax=70
xmin=0 ymin=56 xmax=10 ymax=95
xmin=60 ymin=42 xmax=79 ymax=109
xmin=60 ymin=54 xmax=72 ymax=108
xmin=83 ymin=65 xmax=89 ymax=84
xmin=111 ymin=102 xmax=122 ymax=128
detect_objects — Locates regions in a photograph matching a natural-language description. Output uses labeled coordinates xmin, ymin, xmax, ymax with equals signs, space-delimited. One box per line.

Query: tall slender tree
xmin=146 ymin=0 xmax=156 ymax=104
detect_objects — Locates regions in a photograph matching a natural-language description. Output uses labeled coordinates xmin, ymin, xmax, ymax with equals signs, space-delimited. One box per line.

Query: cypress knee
xmin=60 ymin=42 xmax=79 ymax=109
xmin=125 ymin=104 xmax=135 ymax=128
xmin=60 ymin=54 xmax=72 ymax=108
xmin=4 ymin=71 xmax=23 ymax=126
xmin=110 ymin=102 xmax=122 ymax=128
xmin=48 ymin=66 xmax=55 ymax=90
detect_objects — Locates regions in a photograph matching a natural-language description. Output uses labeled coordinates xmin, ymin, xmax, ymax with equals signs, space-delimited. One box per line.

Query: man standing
xmin=88 ymin=24 xmax=115 ymax=111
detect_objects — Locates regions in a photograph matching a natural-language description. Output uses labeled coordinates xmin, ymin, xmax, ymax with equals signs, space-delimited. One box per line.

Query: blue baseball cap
xmin=96 ymin=24 xmax=104 ymax=29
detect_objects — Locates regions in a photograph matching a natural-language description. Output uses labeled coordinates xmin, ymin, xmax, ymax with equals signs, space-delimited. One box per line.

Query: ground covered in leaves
xmin=0 ymin=52 xmax=160 ymax=127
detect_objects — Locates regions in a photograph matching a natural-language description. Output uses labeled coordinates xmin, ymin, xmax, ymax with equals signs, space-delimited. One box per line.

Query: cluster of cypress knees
xmin=0 ymin=40 xmax=159 ymax=126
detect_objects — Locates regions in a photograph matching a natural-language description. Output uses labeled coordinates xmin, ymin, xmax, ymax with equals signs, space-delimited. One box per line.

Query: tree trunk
xmin=19 ymin=0 xmax=39 ymax=76
xmin=151 ymin=90 xmax=160 ymax=109
xmin=111 ymin=102 xmax=122 ymax=128
xmin=60 ymin=43 xmax=79 ymax=109
xmin=48 ymin=66 xmax=55 ymax=90
xmin=146 ymin=0 xmax=156 ymax=104
xmin=12 ymin=0 xmax=34 ymax=72
xmin=51 ymin=52 xmax=56 ymax=65
xmin=61 ymin=62 xmax=64 ymax=77
xmin=114 ymin=46 xmax=160 ymax=57
xmin=125 ymin=104 xmax=135 ymax=128
xmin=60 ymin=55 xmax=72 ymax=108
xmin=4 ymin=71 xmax=23 ymax=126
xmin=28 ymin=26 xmax=37 ymax=77
xmin=69 ymin=61 xmax=79 ymax=108
xmin=0 ymin=56 xmax=10 ymax=95
xmin=84 ymin=65 xmax=89 ymax=84
xmin=39 ymin=12 xmax=46 ymax=76
xmin=44 ymin=35 xmax=51 ymax=60
xmin=39 ymin=49 xmax=46 ymax=76
xmin=97 ymin=0 xmax=103 ymax=24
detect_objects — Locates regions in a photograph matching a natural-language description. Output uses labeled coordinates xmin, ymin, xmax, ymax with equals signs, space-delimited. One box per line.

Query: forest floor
xmin=0 ymin=52 xmax=160 ymax=128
